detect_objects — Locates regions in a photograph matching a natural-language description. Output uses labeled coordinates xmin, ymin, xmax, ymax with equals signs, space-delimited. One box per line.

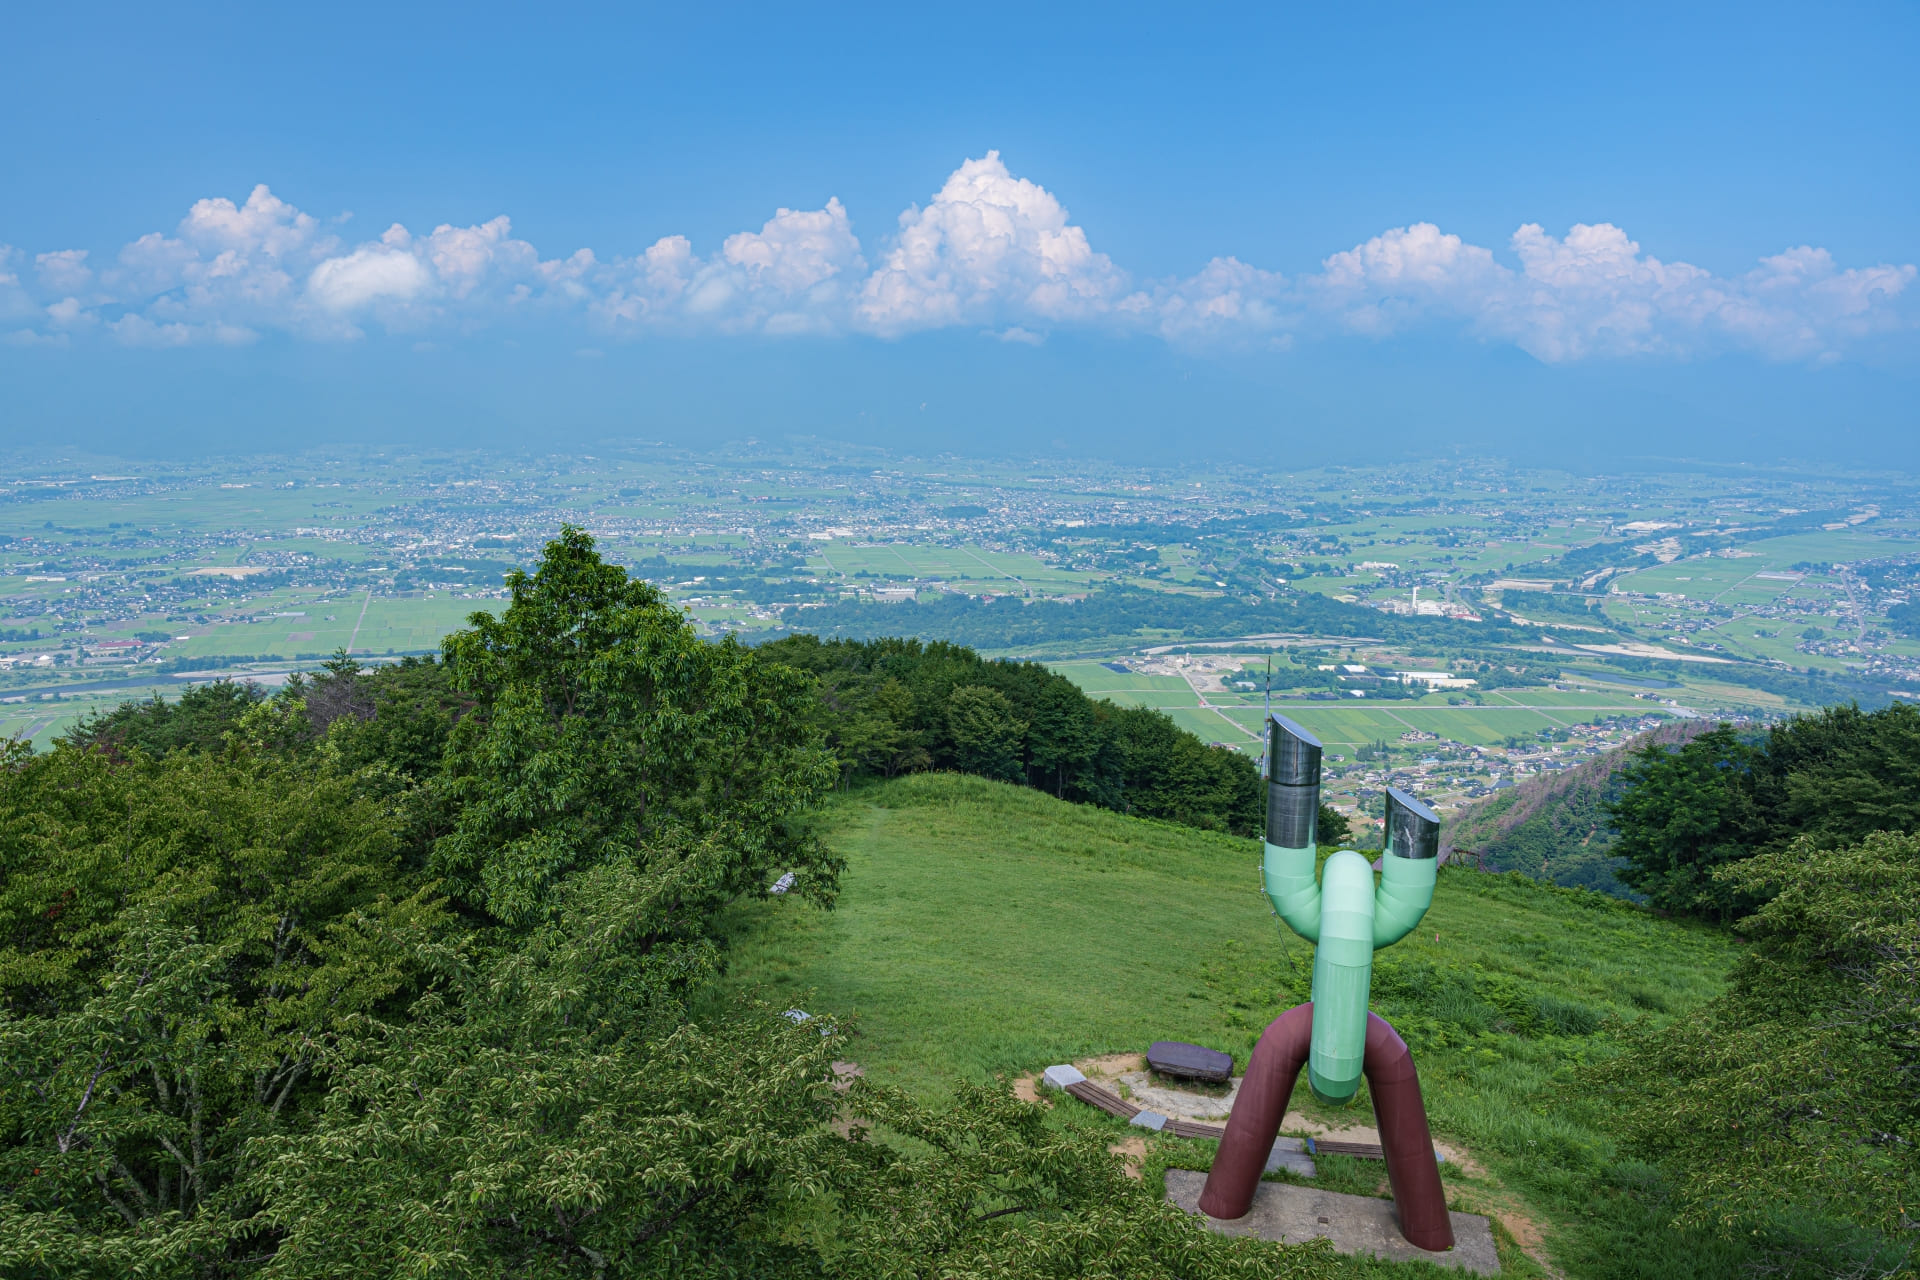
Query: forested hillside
xmin=1443 ymin=720 xmax=1715 ymax=896
xmin=1586 ymin=702 xmax=1920 ymax=1267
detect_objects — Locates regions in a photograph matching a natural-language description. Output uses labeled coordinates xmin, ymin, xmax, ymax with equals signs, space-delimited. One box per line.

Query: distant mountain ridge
xmin=1442 ymin=720 xmax=1721 ymax=897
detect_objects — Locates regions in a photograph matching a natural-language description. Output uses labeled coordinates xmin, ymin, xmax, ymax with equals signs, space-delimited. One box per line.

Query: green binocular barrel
xmin=1259 ymin=711 xmax=1441 ymax=1103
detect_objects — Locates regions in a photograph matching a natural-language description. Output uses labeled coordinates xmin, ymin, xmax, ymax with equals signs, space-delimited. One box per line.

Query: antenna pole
xmin=1263 ymin=653 xmax=1273 ymax=776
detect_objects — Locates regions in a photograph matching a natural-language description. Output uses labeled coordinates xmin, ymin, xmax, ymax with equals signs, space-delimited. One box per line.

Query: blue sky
xmin=3 ymin=1 xmax=1916 ymax=463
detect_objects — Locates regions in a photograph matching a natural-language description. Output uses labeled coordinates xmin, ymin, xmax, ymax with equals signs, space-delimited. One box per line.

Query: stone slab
xmin=1264 ymin=1136 xmax=1316 ymax=1177
xmin=1130 ymin=1109 xmax=1168 ymax=1131
xmin=1164 ymin=1169 xmax=1499 ymax=1275
xmin=1041 ymin=1064 xmax=1086 ymax=1091
xmin=1147 ymin=1040 xmax=1234 ymax=1083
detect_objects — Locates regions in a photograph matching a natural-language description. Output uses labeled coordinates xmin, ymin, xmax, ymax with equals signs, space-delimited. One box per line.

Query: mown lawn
xmin=716 ymin=773 xmax=1769 ymax=1279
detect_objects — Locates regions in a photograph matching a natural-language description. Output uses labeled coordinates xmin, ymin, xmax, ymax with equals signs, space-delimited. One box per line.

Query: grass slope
xmin=719 ymin=773 xmax=1762 ymax=1279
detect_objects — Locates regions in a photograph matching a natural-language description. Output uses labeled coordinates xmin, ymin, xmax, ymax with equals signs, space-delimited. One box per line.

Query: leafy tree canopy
xmin=432 ymin=527 xmax=840 ymax=927
xmin=1603 ymin=829 xmax=1919 ymax=1260
xmin=65 ymin=680 xmax=265 ymax=758
xmin=1609 ymin=703 xmax=1920 ymax=919
xmin=0 ymin=529 xmax=1402 ymax=1277
xmin=759 ymin=634 xmax=1261 ymax=837
xmin=0 ymin=739 xmax=446 ymax=1271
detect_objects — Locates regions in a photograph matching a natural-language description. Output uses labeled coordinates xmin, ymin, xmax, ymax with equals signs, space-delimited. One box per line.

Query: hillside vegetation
xmin=1442 ymin=720 xmax=1715 ymax=896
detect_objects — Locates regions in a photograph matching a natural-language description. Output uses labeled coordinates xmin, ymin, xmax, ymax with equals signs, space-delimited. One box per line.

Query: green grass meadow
xmin=718 ymin=773 xmax=1767 ymax=1279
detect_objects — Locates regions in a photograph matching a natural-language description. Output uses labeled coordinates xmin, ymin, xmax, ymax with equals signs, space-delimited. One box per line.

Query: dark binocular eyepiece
xmin=1385 ymin=787 xmax=1440 ymax=860
xmin=1265 ymin=714 xmax=1323 ymax=847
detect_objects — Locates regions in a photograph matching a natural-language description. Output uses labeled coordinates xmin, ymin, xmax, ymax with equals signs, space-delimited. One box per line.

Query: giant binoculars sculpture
xmin=1197 ymin=714 xmax=1454 ymax=1253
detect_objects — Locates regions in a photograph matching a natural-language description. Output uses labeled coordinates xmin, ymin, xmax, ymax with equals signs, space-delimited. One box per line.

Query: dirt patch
xmin=1443 ymin=1189 xmax=1560 ymax=1277
xmin=1495 ymin=1209 xmax=1557 ymax=1275
xmin=1497 ymin=1210 xmax=1544 ymax=1254
xmin=1011 ymin=1072 xmax=1045 ymax=1105
xmin=1108 ymin=1137 xmax=1148 ymax=1179
xmin=1277 ymin=1115 xmax=1380 ymax=1143
xmin=1075 ymin=1052 xmax=1145 ymax=1080
xmin=1116 ymin=1070 xmax=1238 ymax=1119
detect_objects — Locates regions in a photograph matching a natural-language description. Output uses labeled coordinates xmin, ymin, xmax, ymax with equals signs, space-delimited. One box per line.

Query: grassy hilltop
xmin=718 ymin=772 xmax=1754 ymax=1279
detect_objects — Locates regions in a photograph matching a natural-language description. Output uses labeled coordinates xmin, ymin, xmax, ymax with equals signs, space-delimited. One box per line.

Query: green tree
xmin=64 ymin=680 xmax=264 ymax=758
xmin=243 ymin=863 xmax=846 ymax=1279
xmin=1762 ymin=701 xmax=1920 ymax=852
xmin=0 ymin=740 xmax=445 ymax=1272
xmin=755 ymin=634 xmax=1263 ymax=837
xmin=1610 ymin=704 xmax=1920 ymax=919
xmin=814 ymin=673 xmax=924 ymax=786
xmin=306 ymin=654 xmax=471 ymax=783
xmin=945 ymin=685 xmax=1028 ymax=783
xmin=1608 ymin=726 xmax=1760 ymax=919
xmin=431 ymin=527 xmax=839 ymax=927
xmin=1601 ymin=830 xmax=1919 ymax=1259
xmin=1025 ymin=677 xmax=1097 ymax=798
xmin=1100 ymin=705 xmax=1260 ymax=834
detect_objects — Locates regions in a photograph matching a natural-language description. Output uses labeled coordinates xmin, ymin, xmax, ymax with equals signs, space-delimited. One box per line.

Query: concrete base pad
xmin=1165 ymin=1169 xmax=1500 ymax=1275
xmin=1264 ymin=1136 xmax=1316 ymax=1177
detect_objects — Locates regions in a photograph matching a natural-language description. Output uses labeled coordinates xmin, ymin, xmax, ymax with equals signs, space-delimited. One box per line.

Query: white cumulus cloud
xmin=858 ymin=152 xmax=1128 ymax=335
xmin=2 ymin=159 xmax=1911 ymax=363
xmin=1137 ymin=256 xmax=1291 ymax=342
xmin=591 ymin=199 xmax=867 ymax=336
xmin=1302 ymin=220 xmax=1916 ymax=362
xmin=309 ymin=242 xmax=432 ymax=311
xmin=36 ymin=249 xmax=93 ymax=294
xmin=0 ymin=247 xmax=38 ymax=323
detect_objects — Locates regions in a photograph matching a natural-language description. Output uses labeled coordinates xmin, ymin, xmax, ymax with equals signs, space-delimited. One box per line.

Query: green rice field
xmin=1048 ymin=660 xmax=1668 ymax=750
xmin=809 ymin=541 xmax=1096 ymax=593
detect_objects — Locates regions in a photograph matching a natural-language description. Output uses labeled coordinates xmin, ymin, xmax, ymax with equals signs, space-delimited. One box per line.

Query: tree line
xmin=782 ymin=582 xmax=1525 ymax=652
xmin=78 ymin=633 xmax=1281 ymax=845
xmin=754 ymin=634 xmax=1287 ymax=837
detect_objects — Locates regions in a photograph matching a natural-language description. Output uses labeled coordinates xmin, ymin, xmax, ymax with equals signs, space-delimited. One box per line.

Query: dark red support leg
xmin=1197 ymin=1002 xmax=1312 ymax=1219
xmin=1194 ymin=1003 xmax=1454 ymax=1254
xmin=1364 ymin=1013 xmax=1453 ymax=1252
